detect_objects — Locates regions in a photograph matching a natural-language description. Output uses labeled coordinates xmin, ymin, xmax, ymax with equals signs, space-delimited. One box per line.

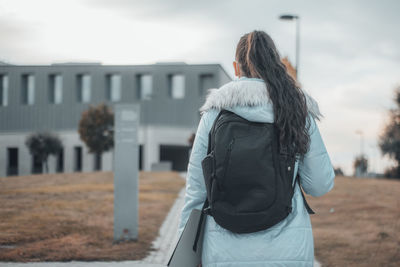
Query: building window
xmin=137 ymin=74 xmax=153 ymax=100
xmin=199 ymin=74 xmax=215 ymax=96
xmin=168 ymin=74 xmax=185 ymax=99
xmin=7 ymin=147 xmax=18 ymax=176
xmin=21 ymin=74 xmax=35 ymax=105
xmin=106 ymin=74 xmax=121 ymax=102
xmin=77 ymin=74 xmax=91 ymax=103
xmin=74 ymin=146 xmax=82 ymax=172
xmin=0 ymin=74 xmax=9 ymax=106
xmin=49 ymin=74 xmax=63 ymax=104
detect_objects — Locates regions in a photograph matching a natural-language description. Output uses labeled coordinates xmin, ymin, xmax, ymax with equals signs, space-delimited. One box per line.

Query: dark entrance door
xmin=56 ymin=148 xmax=64 ymax=173
xmin=74 ymin=146 xmax=82 ymax=172
xmin=139 ymin=144 xmax=143 ymax=171
xmin=32 ymin=154 xmax=43 ymax=174
xmin=7 ymin=147 xmax=18 ymax=176
xmin=94 ymin=153 xmax=101 ymax=171
xmin=159 ymin=145 xmax=190 ymax=171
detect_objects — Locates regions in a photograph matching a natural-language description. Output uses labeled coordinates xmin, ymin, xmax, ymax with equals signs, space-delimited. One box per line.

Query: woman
xmin=177 ymin=30 xmax=335 ymax=267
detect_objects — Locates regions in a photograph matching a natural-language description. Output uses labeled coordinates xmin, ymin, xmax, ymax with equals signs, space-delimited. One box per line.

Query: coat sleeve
xmin=177 ymin=111 xmax=211 ymax=237
xmin=298 ymin=115 xmax=335 ymax=197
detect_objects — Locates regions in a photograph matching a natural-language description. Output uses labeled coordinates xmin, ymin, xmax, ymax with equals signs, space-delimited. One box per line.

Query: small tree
xmin=78 ymin=103 xmax=114 ymax=171
xmin=379 ymin=85 xmax=400 ymax=179
xmin=353 ymin=154 xmax=368 ymax=177
xmin=334 ymin=167 xmax=344 ymax=176
xmin=25 ymin=132 xmax=63 ymax=173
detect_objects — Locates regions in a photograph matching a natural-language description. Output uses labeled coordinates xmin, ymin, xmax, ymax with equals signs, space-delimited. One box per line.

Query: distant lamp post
xmin=279 ymin=14 xmax=300 ymax=79
xmin=355 ymin=130 xmax=364 ymax=156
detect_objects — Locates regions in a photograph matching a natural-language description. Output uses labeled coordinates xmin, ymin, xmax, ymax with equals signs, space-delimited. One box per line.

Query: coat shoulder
xmin=199 ymin=109 xmax=220 ymax=132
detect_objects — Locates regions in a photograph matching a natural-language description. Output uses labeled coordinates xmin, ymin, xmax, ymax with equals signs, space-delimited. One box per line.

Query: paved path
xmin=1 ymin=171 xmax=322 ymax=266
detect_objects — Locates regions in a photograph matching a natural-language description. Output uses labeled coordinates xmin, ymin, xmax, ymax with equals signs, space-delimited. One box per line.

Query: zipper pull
xmin=203 ymin=206 xmax=211 ymax=215
xmin=228 ymin=138 xmax=235 ymax=149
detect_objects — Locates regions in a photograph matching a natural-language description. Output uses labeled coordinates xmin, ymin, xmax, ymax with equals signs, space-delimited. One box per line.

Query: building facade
xmin=0 ymin=62 xmax=231 ymax=177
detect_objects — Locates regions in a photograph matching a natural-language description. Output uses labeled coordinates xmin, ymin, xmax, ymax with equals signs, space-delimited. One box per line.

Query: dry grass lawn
xmin=0 ymin=171 xmax=185 ymax=262
xmin=1 ymin=172 xmax=399 ymax=266
xmin=308 ymin=176 xmax=400 ymax=267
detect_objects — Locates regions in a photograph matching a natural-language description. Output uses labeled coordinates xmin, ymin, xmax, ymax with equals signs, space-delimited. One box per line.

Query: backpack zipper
xmin=220 ymin=138 xmax=235 ymax=189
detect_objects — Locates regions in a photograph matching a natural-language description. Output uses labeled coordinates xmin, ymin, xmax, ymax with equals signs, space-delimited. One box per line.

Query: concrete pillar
xmin=113 ymin=104 xmax=140 ymax=241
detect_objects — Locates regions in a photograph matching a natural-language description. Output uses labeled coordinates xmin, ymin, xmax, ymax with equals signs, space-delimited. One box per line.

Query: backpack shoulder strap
xmin=295 ymin=174 xmax=315 ymax=214
xmin=193 ymin=109 xmax=227 ymax=252
xmin=206 ymin=109 xmax=229 ymax=154
xmin=192 ymin=199 xmax=209 ymax=252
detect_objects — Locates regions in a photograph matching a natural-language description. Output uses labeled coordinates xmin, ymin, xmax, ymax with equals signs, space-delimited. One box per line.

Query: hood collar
xmin=199 ymin=77 xmax=322 ymax=120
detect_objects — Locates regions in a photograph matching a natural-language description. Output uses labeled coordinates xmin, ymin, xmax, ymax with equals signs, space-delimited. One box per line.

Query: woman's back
xmin=178 ymin=77 xmax=335 ymax=267
xmin=177 ymin=31 xmax=335 ymax=267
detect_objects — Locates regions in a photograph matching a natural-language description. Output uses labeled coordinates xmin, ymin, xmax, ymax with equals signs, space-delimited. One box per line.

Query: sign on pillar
xmin=113 ymin=104 xmax=140 ymax=241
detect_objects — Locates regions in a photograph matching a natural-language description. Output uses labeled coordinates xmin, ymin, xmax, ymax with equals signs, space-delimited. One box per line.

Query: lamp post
xmin=279 ymin=14 xmax=300 ymax=78
xmin=355 ymin=130 xmax=364 ymax=156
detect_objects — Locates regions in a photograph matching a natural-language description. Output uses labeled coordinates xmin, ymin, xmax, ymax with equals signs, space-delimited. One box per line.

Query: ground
xmin=1 ymin=173 xmax=399 ymax=266
xmin=308 ymin=176 xmax=400 ymax=267
xmin=0 ymin=171 xmax=185 ymax=262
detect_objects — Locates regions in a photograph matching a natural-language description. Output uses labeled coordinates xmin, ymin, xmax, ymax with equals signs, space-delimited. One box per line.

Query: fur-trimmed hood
xmin=199 ymin=77 xmax=322 ymax=121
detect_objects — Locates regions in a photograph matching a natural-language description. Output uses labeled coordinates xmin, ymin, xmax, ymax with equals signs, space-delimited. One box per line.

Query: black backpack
xmin=193 ymin=109 xmax=314 ymax=250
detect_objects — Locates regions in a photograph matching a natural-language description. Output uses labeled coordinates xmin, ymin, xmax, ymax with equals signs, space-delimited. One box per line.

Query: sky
xmin=1 ymin=0 xmax=399 ymax=175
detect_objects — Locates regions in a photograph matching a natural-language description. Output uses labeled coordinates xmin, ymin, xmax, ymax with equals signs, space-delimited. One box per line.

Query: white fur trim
xmin=199 ymin=79 xmax=322 ymax=120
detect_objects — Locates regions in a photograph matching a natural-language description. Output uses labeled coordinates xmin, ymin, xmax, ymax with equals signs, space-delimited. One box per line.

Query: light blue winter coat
xmin=177 ymin=77 xmax=335 ymax=267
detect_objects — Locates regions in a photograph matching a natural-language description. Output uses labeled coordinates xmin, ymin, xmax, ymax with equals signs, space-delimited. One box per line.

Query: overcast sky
xmin=1 ymin=0 xmax=399 ymax=175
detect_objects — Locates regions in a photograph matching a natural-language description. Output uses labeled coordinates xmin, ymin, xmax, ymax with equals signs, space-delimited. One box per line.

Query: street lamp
xmin=279 ymin=14 xmax=300 ymax=78
xmin=355 ymin=130 xmax=364 ymax=156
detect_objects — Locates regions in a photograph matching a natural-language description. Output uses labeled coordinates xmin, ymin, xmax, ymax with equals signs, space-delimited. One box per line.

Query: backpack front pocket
xmin=220 ymin=130 xmax=278 ymax=212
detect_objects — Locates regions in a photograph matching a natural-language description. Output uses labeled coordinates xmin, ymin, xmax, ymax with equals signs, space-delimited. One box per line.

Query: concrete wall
xmin=0 ymin=63 xmax=231 ymax=132
xmin=0 ymin=124 xmax=194 ymax=177
xmin=0 ymin=63 xmax=231 ymax=177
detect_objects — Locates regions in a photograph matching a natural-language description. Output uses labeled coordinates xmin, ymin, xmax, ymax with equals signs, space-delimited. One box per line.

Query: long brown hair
xmin=235 ymin=30 xmax=310 ymax=156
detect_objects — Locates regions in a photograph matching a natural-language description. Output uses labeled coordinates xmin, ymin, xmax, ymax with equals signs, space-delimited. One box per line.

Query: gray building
xmin=0 ymin=62 xmax=231 ymax=177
